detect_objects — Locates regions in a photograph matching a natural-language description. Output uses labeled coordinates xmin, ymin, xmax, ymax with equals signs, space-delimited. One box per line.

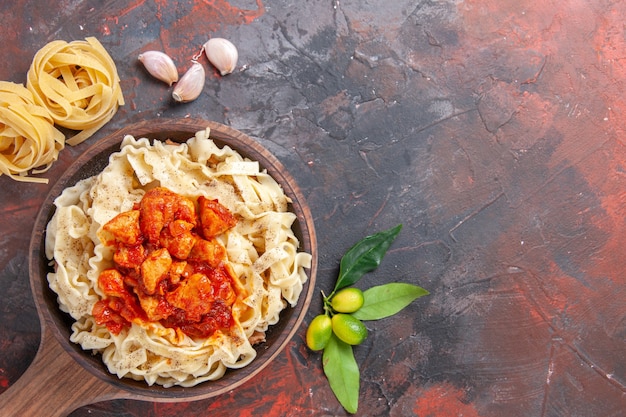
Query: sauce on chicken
xmin=93 ymin=187 xmax=242 ymax=339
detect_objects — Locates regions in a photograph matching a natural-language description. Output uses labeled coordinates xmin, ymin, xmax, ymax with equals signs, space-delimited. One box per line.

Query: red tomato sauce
xmin=93 ymin=187 xmax=240 ymax=339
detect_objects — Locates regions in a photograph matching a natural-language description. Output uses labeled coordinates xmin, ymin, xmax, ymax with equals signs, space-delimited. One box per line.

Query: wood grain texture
xmin=0 ymin=325 xmax=126 ymax=416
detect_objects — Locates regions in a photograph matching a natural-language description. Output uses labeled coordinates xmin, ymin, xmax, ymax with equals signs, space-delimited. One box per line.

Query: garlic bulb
xmin=138 ymin=51 xmax=179 ymax=86
xmin=172 ymin=61 xmax=205 ymax=103
xmin=204 ymin=38 xmax=238 ymax=76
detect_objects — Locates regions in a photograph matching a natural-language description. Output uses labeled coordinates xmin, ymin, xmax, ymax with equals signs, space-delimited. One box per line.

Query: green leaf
xmin=334 ymin=224 xmax=402 ymax=292
xmin=322 ymin=333 xmax=360 ymax=414
xmin=352 ymin=283 xmax=429 ymax=321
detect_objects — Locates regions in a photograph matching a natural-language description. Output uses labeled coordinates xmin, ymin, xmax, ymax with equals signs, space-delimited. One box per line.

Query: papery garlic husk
xmin=172 ymin=61 xmax=205 ymax=103
xmin=204 ymin=38 xmax=238 ymax=76
xmin=138 ymin=50 xmax=179 ymax=86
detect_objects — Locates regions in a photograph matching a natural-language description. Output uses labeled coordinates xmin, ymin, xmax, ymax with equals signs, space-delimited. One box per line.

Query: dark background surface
xmin=1 ymin=1 xmax=625 ymax=416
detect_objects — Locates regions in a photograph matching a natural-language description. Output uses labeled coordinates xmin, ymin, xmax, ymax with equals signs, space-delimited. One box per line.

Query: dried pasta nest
xmin=26 ymin=37 xmax=124 ymax=146
xmin=0 ymin=81 xmax=64 ymax=183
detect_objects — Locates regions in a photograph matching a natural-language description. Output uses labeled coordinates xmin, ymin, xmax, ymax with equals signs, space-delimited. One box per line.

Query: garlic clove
xmin=138 ymin=50 xmax=179 ymax=86
xmin=203 ymin=38 xmax=238 ymax=76
xmin=172 ymin=61 xmax=205 ymax=103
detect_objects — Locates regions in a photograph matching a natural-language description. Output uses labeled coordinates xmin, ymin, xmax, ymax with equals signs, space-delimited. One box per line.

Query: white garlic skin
xmin=172 ymin=61 xmax=205 ymax=103
xmin=204 ymin=38 xmax=238 ymax=76
xmin=138 ymin=50 xmax=179 ymax=86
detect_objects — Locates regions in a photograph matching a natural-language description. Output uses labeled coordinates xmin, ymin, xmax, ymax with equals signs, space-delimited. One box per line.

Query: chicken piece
xmin=139 ymin=187 xmax=197 ymax=245
xmin=176 ymin=300 xmax=233 ymax=338
xmin=169 ymin=260 xmax=189 ymax=285
xmin=136 ymin=292 xmax=172 ymax=321
xmin=140 ymin=248 xmax=172 ymax=295
xmin=169 ymin=218 xmax=195 ymax=236
xmin=165 ymin=273 xmax=215 ymax=322
xmin=98 ymin=269 xmax=127 ymax=298
xmin=198 ymin=196 xmax=237 ymax=239
xmin=159 ymin=219 xmax=197 ymax=259
xmin=187 ymin=238 xmax=226 ymax=268
xmin=102 ymin=210 xmax=141 ymax=245
xmin=123 ymin=274 xmax=140 ymax=289
xmin=113 ymin=243 xmax=146 ymax=269
xmin=92 ymin=299 xmax=128 ymax=335
xmin=115 ymin=293 xmax=148 ymax=323
xmin=209 ymin=264 xmax=237 ymax=306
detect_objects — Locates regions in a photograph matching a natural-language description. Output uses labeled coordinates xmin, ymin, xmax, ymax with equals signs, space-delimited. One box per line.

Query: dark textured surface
xmin=1 ymin=1 xmax=625 ymax=416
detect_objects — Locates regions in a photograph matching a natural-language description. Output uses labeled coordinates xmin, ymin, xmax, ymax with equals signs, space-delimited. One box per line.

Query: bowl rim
xmin=28 ymin=118 xmax=317 ymax=400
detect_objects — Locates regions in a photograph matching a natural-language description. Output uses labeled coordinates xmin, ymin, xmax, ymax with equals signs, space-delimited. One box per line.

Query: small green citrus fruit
xmin=330 ymin=287 xmax=364 ymax=313
xmin=306 ymin=314 xmax=333 ymax=351
xmin=331 ymin=313 xmax=368 ymax=345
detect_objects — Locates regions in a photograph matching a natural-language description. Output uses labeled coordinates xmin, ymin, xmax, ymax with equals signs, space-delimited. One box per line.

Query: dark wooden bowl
xmin=0 ymin=119 xmax=317 ymax=416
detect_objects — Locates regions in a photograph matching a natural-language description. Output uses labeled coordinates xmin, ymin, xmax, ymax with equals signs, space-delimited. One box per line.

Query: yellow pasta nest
xmin=0 ymin=81 xmax=65 ymax=183
xmin=26 ymin=37 xmax=124 ymax=146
